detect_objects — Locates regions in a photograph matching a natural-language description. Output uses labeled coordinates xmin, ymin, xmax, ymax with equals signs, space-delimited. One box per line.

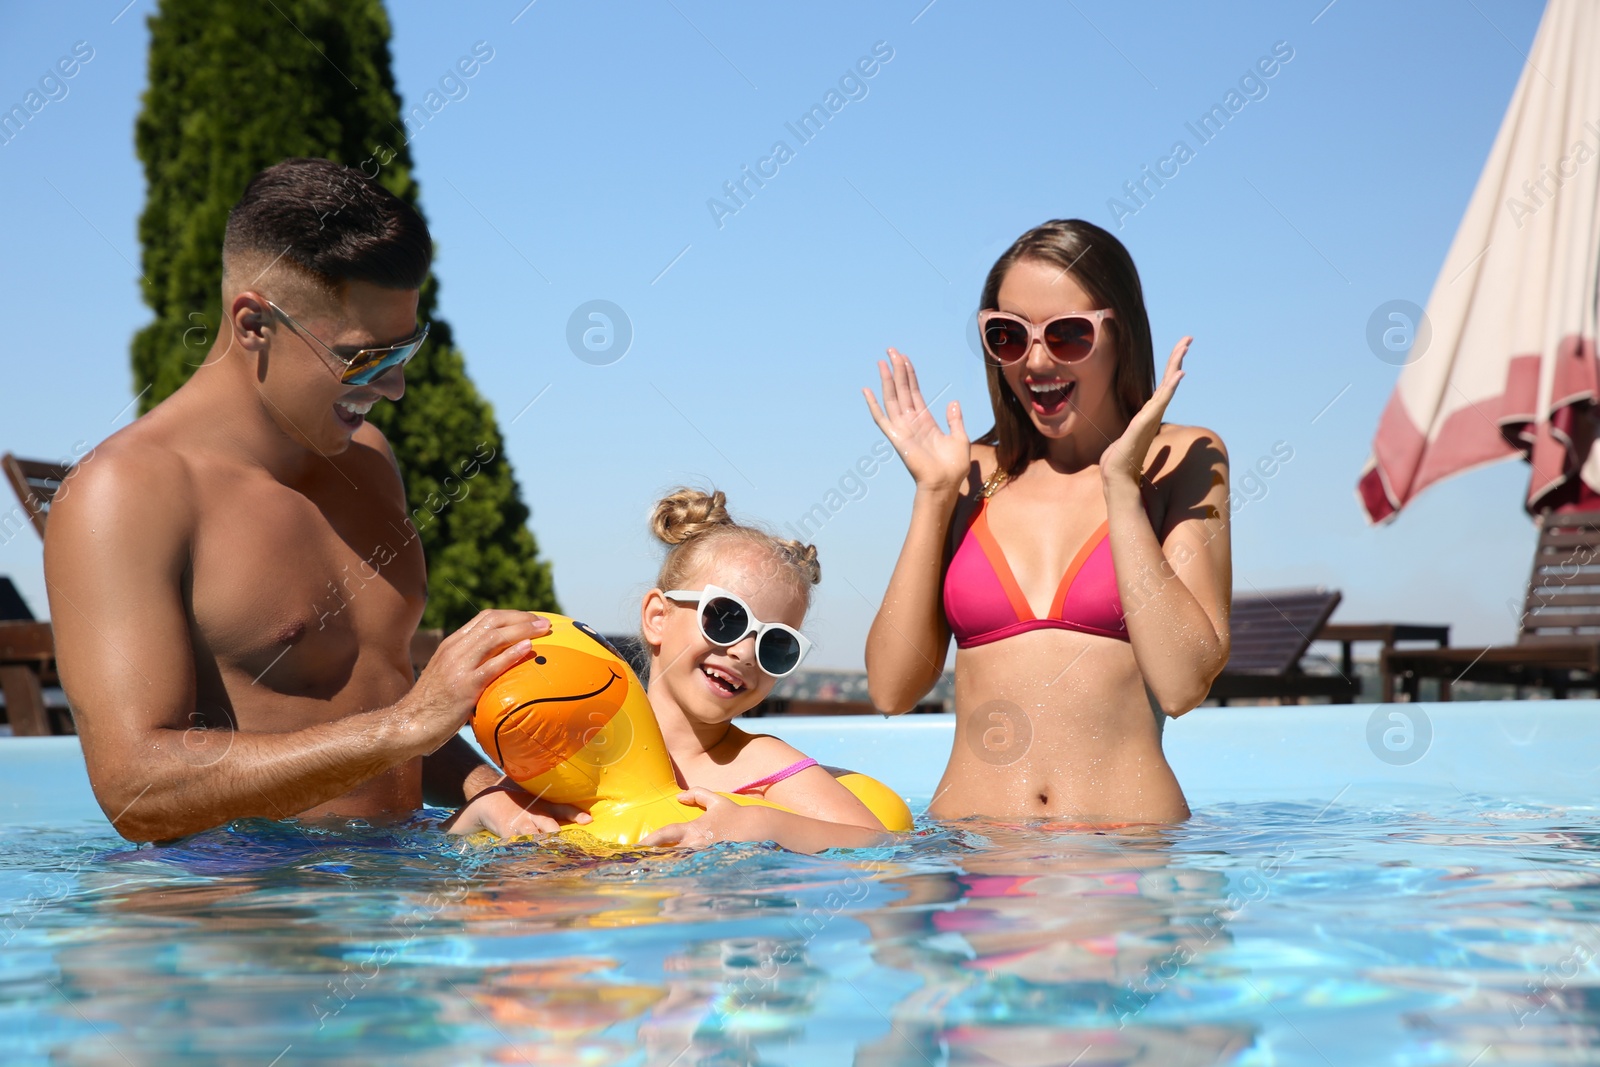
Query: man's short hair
xmin=223 ymin=157 xmax=432 ymax=297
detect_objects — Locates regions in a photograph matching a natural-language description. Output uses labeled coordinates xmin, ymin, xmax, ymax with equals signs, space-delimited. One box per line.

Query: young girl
xmin=863 ymin=218 xmax=1232 ymax=827
xmin=634 ymin=487 xmax=891 ymax=853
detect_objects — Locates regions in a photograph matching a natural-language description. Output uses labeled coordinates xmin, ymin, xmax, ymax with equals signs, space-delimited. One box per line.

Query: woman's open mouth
xmin=699 ymin=664 xmax=747 ymax=698
xmin=1027 ymin=380 xmax=1075 ymax=417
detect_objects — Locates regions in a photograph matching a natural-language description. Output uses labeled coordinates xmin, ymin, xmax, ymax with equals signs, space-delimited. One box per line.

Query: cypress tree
xmin=131 ymin=0 xmax=556 ymax=628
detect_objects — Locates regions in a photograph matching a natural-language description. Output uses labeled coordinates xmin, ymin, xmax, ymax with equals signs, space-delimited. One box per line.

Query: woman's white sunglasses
xmin=662 ymin=584 xmax=812 ymax=678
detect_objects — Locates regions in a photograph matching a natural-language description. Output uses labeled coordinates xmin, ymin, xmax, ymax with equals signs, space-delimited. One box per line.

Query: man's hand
xmin=442 ymin=780 xmax=592 ymax=837
xmin=639 ymin=787 xmax=769 ymax=848
xmin=396 ymin=610 xmax=550 ymax=758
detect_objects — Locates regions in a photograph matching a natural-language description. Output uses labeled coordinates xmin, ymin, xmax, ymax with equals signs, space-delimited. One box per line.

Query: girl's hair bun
xmin=776 ymin=538 xmax=821 ymax=586
xmin=649 ymin=486 xmax=822 ymax=597
xmin=650 ymin=487 xmax=733 ymax=546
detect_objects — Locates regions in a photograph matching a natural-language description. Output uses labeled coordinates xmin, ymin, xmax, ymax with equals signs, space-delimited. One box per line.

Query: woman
xmin=863 ymin=219 xmax=1231 ymax=825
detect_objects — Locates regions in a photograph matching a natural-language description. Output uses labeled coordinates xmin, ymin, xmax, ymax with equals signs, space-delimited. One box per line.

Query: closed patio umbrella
xmin=1358 ymin=0 xmax=1600 ymax=522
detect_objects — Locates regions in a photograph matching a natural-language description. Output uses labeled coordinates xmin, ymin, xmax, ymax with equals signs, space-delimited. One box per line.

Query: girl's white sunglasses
xmin=662 ymin=584 xmax=812 ymax=678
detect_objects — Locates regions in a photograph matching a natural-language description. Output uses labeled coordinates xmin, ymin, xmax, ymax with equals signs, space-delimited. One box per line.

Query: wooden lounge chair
xmin=1206 ymin=587 xmax=1360 ymax=705
xmin=2 ymin=453 xmax=70 ymax=539
xmin=0 ymin=577 xmax=68 ymax=736
xmin=0 ymin=576 xmax=31 ymax=622
xmin=1 ymin=455 xmax=77 ymax=735
xmin=1315 ymin=621 xmax=1450 ymax=702
xmin=1385 ymin=508 xmax=1600 ymax=700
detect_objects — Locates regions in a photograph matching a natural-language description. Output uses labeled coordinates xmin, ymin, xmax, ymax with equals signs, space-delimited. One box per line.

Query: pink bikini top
xmin=733 ymin=757 xmax=817 ymax=795
xmin=942 ymin=495 xmax=1128 ymax=648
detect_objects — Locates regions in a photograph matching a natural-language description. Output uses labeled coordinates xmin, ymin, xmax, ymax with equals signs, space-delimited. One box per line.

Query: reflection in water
xmin=852 ymin=822 xmax=1257 ymax=1064
xmin=636 ymin=938 xmax=829 ymax=1066
xmin=4 ymin=801 xmax=1600 ymax=1064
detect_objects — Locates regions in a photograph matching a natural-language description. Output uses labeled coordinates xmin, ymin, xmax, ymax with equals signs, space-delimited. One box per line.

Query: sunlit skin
xmin=634 ymin=546 xmax=888 ymax=852
xmin=46 ymin=269 xmax=578 ymax=842
xmin=864 ymin=256 xmax=1232 ymax=826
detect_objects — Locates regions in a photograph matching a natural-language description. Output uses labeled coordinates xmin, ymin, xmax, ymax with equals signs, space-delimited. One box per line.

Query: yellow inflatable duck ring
xmin=472 ymin=614 xmax=912 ymax=846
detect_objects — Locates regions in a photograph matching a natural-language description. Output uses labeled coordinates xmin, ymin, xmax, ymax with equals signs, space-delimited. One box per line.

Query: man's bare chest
xmin=187 ymin=471 xmax=426 ymax=697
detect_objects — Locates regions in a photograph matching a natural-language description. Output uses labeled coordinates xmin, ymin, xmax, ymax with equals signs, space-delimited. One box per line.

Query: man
xmin=45 ymin=157 xmax=581 ymax=842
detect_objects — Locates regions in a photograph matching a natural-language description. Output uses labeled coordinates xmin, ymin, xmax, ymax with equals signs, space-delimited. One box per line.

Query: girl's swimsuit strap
xmin=733 ymin=757 xmax=819 ymax=794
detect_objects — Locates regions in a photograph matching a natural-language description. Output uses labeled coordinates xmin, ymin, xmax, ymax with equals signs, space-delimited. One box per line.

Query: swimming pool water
xmin=3 ymin=704 xmax=1599 ymax=1065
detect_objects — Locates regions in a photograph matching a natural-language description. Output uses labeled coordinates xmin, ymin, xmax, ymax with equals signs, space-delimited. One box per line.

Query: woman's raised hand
xmin=863 ymin=348 xmax=970 ymax=494
xmin=1102 ymin=336 xmax=1192 ymax=488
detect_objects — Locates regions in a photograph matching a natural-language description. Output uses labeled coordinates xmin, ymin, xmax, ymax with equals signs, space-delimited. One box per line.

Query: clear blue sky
xmin=0 ymin=0 xmax=1545 ymax=667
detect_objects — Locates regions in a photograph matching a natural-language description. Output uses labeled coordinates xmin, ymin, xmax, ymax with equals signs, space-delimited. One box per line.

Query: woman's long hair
xmin=975 ymin=219 xmax=1156 ymax=478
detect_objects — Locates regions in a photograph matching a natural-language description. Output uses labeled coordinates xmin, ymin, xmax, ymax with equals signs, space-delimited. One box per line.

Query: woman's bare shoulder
xmin=1156 ymin=421 xmax=1227 ymax=449
xmin=1154 ymin=423 xmax=1229 ymax=465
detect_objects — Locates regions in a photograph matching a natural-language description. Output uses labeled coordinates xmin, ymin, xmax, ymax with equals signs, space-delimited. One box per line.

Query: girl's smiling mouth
xmin=699 ymin=662 xmax=747 ymax=697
